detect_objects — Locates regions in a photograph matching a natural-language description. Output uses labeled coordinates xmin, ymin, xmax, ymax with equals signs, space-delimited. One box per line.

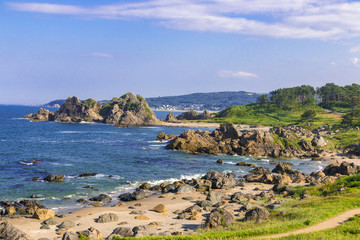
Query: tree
xmin=257 ymin=94 xmax=269 ymax=108
xmin=301 ymin=110 xmax=317 ymax=122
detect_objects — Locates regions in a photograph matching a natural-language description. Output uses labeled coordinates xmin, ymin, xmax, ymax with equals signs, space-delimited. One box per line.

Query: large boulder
xmin=118 ymin=190 xmax=145 ymax=201
xmin=97 ymin=213 xmax=119 ymax=223
xmin=33 ymin=208 xmax=55 ymax=220
xmin=106 ymin=227 xmax=133 ymax=239
xmin=206 ymin=192 xmax=224 ymax=206
xmin=44 ymin=174 xmax=65 ymax=182
xmin=202 ymin=171 xmax=236 ymax=189
xmin=272 ymin=163 xmax=296 ymax=175
xmin=165 ymin=111 xmax=178 ymax=122
xmin=311 ymin=135 xmax=328 ymax=147
xmin=77 ymin=227 xmax=102 ymax=239
xmin=0 ymin=222 xmax=31 ymax=240
xmin=323 ymin=161 xmax=360 ymax=176
xmin=244 ymin=208 xmax=270 ymax=221
xmin=205 ymin=209 xmax=235 ymax=228
xmin=62 ymin=232 xmax=79 ymax=240
xmin=89 ymin=194 xmax=112 ymax=203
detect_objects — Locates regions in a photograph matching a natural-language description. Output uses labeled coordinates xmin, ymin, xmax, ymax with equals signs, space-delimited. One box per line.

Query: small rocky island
xmin=158 ymin=123 xmax=328 ymax=158
xmin=25 ymin=93 xmax=158 ymax=126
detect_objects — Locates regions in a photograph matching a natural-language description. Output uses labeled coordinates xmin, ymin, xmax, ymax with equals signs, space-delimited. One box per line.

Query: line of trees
xmin=258 ymin=85 xmax=316 ymax=110
xmin=257 ymin=83 xmax=360 ymax=111
xmin=317 ymin=83 xmax=360 ymax=108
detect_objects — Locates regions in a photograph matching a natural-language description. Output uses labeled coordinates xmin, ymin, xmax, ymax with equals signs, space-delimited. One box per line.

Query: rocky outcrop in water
xmin=162 ymin=123 xmax=322 ymax=158
xmin=25 ymin=93 xmax=158 ymax=126
xmin=164 ymin=110 xmax=214 ymax=122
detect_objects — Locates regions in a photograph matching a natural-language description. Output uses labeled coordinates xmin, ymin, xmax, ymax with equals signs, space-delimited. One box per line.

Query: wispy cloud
xmin=81 ymin=52 xmax=113 ymax=58
xmin=218 ymin=70 xmax=258 ymax=79
xmin=7 ymin=1 xmax=360 ymax=40
xmin=350 ymin=45 xmax=360 ymax=53
xmin=350 ymin=57 xmax=360 ymax=67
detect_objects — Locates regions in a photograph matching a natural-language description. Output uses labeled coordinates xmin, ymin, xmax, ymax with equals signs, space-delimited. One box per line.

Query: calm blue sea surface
xmin=0 ymin=105 xmax=327 ymax=212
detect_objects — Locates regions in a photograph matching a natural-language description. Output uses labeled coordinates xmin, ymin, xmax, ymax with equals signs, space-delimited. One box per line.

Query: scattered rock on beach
xmin=97 ymin=213 xmax=119 ymax=223
xmin=106 ymin=227 xmax=133 ymax=239
xmin=33 ymin=209 xmax=55 ymax=220
xmin=58 ymin=220 xmax=76 ymax=230
xmin=62 ymin=231 xmax=78 ymax=240
xmin=152 ymin=204 xmax=167 ymax=213
xmin=245 ymin=208 xmax=270 ymax=221
xmin=0 ymin=222 xmax=31 ymax=240
xmin=205 ymin=208 xmax=235 ymax=228
xmin=119 ymin=190 xmax=145 ymax=202
xmin=77 ymin=227 xmax=102 ymax=239
xmin=202 ymin=170 xmax=236 ymax=189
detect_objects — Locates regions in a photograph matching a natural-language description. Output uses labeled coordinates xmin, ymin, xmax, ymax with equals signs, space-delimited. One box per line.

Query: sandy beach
xmin=3 ymin=183 xmax=274 ymax=239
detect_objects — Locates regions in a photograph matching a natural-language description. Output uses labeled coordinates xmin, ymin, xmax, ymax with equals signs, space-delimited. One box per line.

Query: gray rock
xmin=205 ymin=208 xmax=235 ymax=228
xmin=0 ymin=222 xmax=32 ymax=240
xmin=202 ymin=170 xmax=236 ymax=189
xmin=176 ymin=184 xmax=194 ymax=193
xmin=42 ymin=218 xmax=57 ymax=226
xmin=58 ymin=220 xmax=76 ymax=229
xmin=119 ymin=190 xmax=145 ymax=201
xmin=311 ymin=135 xmax=328 ymax=147
xmin=106 ymin=227 xmax=133 ymax=239
xmin=44 ymin=174 xmax=65 ymax=182
xmin=97 ymin=213 xmax=119 ymax=223
xmin=62 ymin=232 xmax=79 ymax=240
xmin=245 ymin=208 xmax=270 ymax=221
xmin=89 ymin=194 xmax=112 ymax=203
xmin=206 ymin=191 xmax=224 ymax=205
xmin=40 ymin=224 xmax=50 ymax=229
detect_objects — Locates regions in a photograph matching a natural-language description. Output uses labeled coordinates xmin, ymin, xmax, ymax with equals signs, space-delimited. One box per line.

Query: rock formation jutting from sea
xmin=157 ymin=123 xmax=328 ymax=158
xmin=25 ymin=93 xmax=158 ymax=126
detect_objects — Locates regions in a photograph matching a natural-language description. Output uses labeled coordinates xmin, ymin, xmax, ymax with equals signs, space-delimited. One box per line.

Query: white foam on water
xmin=12 ymin=118 xmax=29 ymax=120
xmin=0 ymin=140 xmax=7 ymax=142
xmin=149 ymin=144 xmax=166 ymax=147
xmin=51 ymin=162 xmax=74 ymax=167
xmin=19 ymin=161 xmax=34 ymax=166
xmin=148 ymin=140 xmax=169 ymax=143
xmin=79 ymin=121 xmax=96 ymax=124
xmin=261 ymin=159 xmax=270 ymax=162
xmin=58 ymin=131 xmax=84 ymax=134
xmin=224 ymin=161 xmax=236 ymax=165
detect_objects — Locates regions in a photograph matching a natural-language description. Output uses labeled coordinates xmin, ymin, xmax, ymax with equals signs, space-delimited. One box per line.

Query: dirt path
xmin=255 ymin=208 xmax=360 ymax=239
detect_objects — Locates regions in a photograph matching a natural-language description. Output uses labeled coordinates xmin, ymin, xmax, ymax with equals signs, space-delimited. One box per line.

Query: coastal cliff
xmin=158 ymin=123 xmax=327 ymax=158
xmin=25 ymin=93 xmax=158 ymax=126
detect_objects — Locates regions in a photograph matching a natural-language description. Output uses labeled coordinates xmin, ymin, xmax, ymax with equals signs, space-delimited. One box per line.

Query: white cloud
xmin=7 ymin=1 xmax=360 ymax=40
xmin=350 ymin=45 xmax=360 ymax=53
xmin=218 ymin=70 xmax=258 ymax=79
xmin=350 ymin=57 xmax=360 ymax=66
xmin=82 ymin=52 xmax=113 ymax=58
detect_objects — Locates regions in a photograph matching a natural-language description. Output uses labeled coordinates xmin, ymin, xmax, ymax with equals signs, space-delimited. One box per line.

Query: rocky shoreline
xmin=1 ymin=157 xmax=359 ymax=240
xmin=157 ymin=123 xmax=330 ymax=159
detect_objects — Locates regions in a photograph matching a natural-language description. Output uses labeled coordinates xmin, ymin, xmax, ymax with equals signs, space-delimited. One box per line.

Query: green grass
xmin=212 ymin=104 xmax=342 ymax=129
xmin=273 ymin=214 xmax=360 ymax=239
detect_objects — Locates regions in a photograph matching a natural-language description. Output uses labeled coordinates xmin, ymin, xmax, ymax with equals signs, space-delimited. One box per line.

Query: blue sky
xmin=1 ymin=0 xmax=360 ymax=104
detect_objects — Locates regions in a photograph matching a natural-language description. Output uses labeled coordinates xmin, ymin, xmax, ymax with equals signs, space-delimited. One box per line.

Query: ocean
xmin=0 ymin=105 xmax=327 ymax=212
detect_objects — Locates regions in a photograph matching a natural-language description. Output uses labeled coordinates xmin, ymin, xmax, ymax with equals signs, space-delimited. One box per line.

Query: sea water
xmin=0 ymin=105 xmax=327 ymax=212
